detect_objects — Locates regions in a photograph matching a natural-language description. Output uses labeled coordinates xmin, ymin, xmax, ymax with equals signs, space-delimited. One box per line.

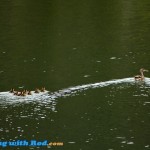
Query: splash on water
xmin=0 ymin=77 xmax=150 ymax=106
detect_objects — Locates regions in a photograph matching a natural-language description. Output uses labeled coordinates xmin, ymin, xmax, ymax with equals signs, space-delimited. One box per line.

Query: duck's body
xmin=35 ymin=88 xmax=40 ymax=93
xmin=14 ymin=91 xmax=19 ymax=95
xmin=17 ymin=91 xmax=22 ymax=96
xmin=134 ymin=75 xmax=144 ymax=81
xmin=10 ymin=88 xmax=15 ymax=93
xmin=21 ymin=92 xmax=26 ymax=96
xmin=28 ymin=91 xmax=32 ymax=95
xmin=23 ymin=89 xmax=28 ymax=94
xmin=134 ymin=68 xmax=148 ymax=81
xmin=41 ymin=87 xmax=46 ymax=92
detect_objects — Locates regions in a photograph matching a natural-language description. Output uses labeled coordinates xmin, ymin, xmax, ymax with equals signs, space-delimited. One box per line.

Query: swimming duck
xmin=35 ymin=88 xmax=40 ymax=93
xmin=21 ymin=91 xmax=26 ymax=96
xmin=10 ymin=88 xmax=15 ymax=93
xmin=14 ymin=91 xmax=19 ymax=95
xmin=28 ymin=91 xmax=32 ymax=95
xmin=23 ymin=89 xmax=28 ymax=94
xmin=17 ymin=91 xmax=22 ymax=96
xmin=41 ymin=87 xmax=45 ymax=92
xmin=134 ymin=68 xmax=148 ymax=81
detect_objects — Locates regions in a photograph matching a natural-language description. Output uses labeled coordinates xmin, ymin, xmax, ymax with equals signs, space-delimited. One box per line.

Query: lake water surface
xmin=0 ymin=0 xmax=150 ymax=149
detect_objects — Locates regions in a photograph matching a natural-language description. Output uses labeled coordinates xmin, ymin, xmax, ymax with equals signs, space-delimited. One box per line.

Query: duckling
xmin=28 ymin=91 xmax=32 ymax=95
xmin=10 ymin=88 xmax=15 ymax=93
xmin=41 ymin=87 xmax=46 ymax=92
xmin=17 ymin=91 xmax=22 ymax=96
xmin=35 ymin=88 xmax=40 ymax=93
xmin=23 ymin=89 xmax=28 ymax=94
xmin=25 ymin=89 xmax=28 ymax=93
xmin=14 ymin=91 xmax=19 ymax=95
xmin=21 ymin=91 xmax=26 ymax=96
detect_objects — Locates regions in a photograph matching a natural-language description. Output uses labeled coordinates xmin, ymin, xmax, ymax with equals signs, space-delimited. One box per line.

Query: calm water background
xmin=0 ymin=0 xmax=150 ymax=149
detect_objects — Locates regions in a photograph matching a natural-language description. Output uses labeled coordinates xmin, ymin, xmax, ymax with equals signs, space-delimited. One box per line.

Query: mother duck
xmin=134 ymin=68 xmax=148 ymax=81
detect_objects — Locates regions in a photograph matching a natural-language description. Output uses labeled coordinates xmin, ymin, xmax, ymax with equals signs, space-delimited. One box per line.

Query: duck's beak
xmin=144 ymin=69 xmax=149 ymax=72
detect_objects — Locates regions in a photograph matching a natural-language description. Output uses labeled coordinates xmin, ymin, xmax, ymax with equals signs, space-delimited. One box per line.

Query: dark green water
xmin=0 ymin=0 xmax=150 ymax=149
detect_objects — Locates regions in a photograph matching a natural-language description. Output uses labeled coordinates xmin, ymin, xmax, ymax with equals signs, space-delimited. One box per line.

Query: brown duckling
xmin=14 ymin=91 xmax=19 ymax=95
xmin=10 ymin=88 xmax=15 ymax=93
xmin=17 ymin=91 xmax=26 ymax=96
xmin=21 ymin=91 xmax=26 ymax=96
xmin=41 ymin=87 xmax=46 ymax=92
xmin=17 ymin=91 xmax=22 ymax=96
xmin=28 ymin=91 xmax=32 ymax=95
xmin=35 ymin=88 xmax=40 ymax=93
xmin=23 ymin=89 xmax=28 ymax=94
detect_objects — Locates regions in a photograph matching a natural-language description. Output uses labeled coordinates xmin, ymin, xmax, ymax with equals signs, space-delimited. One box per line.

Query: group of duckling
xmin=10 ymin=87 xmax=46 ymax=96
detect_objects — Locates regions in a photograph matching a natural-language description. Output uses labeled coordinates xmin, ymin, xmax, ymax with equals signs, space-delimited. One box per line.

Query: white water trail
xmin=0 ymin=77 xmax=150 ymax=105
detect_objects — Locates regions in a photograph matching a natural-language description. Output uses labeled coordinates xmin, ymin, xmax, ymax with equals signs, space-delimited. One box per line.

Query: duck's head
xmin=140 ymin=68 xmax=149 ymax=73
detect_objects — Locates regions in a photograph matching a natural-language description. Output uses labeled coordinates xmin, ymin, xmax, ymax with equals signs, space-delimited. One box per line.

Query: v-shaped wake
xmin=0 ymin=77 xmax=150 ymax=105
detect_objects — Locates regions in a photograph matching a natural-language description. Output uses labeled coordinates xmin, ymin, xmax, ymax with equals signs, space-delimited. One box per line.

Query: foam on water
xmin=0 ymin=77 xmax=150 ymax=105
xmin=0 ymin=91 xmax=50 ymax=104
